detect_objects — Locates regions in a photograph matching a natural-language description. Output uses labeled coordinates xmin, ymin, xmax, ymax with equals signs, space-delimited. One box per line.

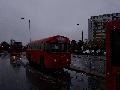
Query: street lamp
xmin=77 ymin=24 xmax=83 ymax=42
xmin=21 ymin=18 xmax=32 ymax=43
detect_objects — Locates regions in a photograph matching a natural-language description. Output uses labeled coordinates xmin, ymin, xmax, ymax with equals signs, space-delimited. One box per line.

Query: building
xmin=88 ymin=13 xmax=120 ymax=41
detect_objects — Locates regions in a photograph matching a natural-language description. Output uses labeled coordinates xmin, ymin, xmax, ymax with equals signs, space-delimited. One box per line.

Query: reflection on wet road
xmin=26 ymin=66 xmax=70 ymax=90
xmin=0 ymin=53 xmax=38 ymax=90
xmin=0 ymin=53 xmax=105 ymax=90
xmin=0 ymin=53 xmax=70 ymax=90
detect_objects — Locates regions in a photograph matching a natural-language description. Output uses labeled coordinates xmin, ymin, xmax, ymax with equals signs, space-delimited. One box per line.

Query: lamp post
xmin=77 ymin=24 xmax=83 ymax=42
xmin=21 ymin=18 xmax=32 ymax=43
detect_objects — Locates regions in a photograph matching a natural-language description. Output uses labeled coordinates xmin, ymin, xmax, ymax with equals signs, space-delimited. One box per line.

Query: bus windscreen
xmin=47 ymin=43 xmax=69 ymax=52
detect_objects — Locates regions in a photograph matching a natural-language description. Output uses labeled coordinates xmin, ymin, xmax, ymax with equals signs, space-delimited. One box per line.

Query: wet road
xmin=0 ymin=53 xmax=39 ymax=90
xmin=0 ymin=52 xmax=105 ymax=90
xmin=71 ymin=54 xmax=106 ymax=77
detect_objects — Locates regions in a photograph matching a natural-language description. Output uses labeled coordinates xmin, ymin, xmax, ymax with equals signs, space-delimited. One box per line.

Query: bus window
xmin=40 ymin=43 xmax=44 ymax=50
xmin=47 ymin=43 xmax=69 ymax=52
xmin=54 ymin=45 xmax=59 ymax=49
xmin=111 ymin=29 xmax=120 ymax=66
xmin=66 ymin=44 xmax=71 ymax=52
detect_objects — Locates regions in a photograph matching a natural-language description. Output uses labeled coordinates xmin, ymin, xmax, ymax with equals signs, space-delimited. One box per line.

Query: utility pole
xmin=77 ymin=24 xmax=84 ymax=42
xmin=77 ymin=24 xmax=84 ymax=51
xmin=82 ymin=30 xmax=83 ymax=42
xmin=21 ymin=18 xmax=32 ymax=43
xmin=28 ymin=19 xmax=31 ymax=43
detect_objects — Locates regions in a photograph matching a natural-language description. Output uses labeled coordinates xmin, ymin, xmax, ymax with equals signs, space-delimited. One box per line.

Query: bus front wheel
xmin=39 ymin=56 xmax=45 ymax=71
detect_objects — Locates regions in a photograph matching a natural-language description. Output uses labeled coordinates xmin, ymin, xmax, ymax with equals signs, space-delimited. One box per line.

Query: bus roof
xmin=29 ymin=35 xmax=70 ymax=44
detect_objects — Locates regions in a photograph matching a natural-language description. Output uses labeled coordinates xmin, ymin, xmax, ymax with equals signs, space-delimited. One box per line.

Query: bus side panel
xmin=44 ymin=52 xmax=71 ymax=69
xmin=32 ymin=50 xmax=44 ymax=65
xmin=26 ymin=49 xmax=42 ymax=65
xmin=107 ymin=75 xmax=116 ymax=90
xmin=106 ymin=20 xmax=120 ymax=90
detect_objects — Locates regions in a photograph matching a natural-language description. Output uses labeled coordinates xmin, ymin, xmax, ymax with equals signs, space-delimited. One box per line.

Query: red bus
xmin=106 ymin=20 xmax=120 ymax=90
xmin=26 ymin=35 xmax=71 ymax=71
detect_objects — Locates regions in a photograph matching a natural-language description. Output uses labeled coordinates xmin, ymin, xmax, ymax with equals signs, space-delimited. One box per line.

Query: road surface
xmin=0 ymin=52 xmax=105 ymax=90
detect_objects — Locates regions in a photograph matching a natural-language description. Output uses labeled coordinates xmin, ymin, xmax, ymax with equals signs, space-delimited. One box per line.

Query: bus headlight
xmin=54 ymin=59 xmax=57 ymax=62
xmin=13 ymin=56 xmax=16 ymax=59
xmin=67 ymin=59 xmax=69 ymax=61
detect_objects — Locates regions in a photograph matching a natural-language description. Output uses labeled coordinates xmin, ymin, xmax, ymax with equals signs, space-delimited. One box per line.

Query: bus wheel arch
xmin=39 ymin=56 xmax=45 ymax=70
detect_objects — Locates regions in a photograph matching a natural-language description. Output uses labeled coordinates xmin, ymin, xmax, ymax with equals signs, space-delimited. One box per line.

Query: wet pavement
xmin=0 ymin=52 xmax=106 ymax=90
xmin=71 ymin=54 xmax=106 ymax=77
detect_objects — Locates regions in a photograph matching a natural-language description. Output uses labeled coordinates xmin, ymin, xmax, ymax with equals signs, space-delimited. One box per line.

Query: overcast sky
xmin=0 ymin=0 xmax=120 ymax=44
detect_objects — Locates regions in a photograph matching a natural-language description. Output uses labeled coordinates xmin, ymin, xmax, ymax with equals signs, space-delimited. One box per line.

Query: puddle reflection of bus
xmin=26 ymin=35 xmax=71 ymax=72
xmin=26 ymin=65 xmax=71 ymax=90
xmin=106 ymin=20 xmax=120 ymax=90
